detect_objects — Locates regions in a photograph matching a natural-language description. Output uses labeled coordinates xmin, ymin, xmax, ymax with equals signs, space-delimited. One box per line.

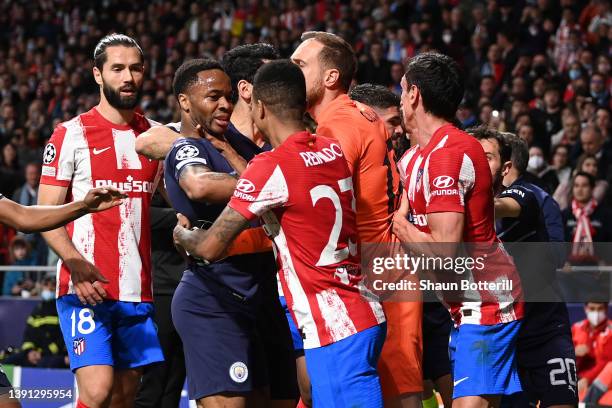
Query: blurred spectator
xmin=590 ymin=71 xmax=610 ymax=107
xmin=551 ymin=144 xmax=572 ymax=186
xmin=554 ymin=9 xmax=583 ymax=73
xmin=526 ymin=145 xmax=559 ymax=194
xmin=554 ymin=153 xmax=609 ymax=210
xmin=12 ymin=162 xmax=48 ymax=264
xmin=551 ymin=111 xmax=581 ymax=150
xmin=517 ymin=123 xmax=535 ymax=147
xmin=2 ymin=236 xmax=37 ymax=297
xmin=572 ymin=301 xmax=612 ymax=395
xmin=572 ymin=125 xmax=612 ymax=179
xmin=0 ymin=277 xmax=68 ymax=368
xmin=0 ymin=143 xmax=23 ymax=197
xmin=562 ymin=172 xmax=612 ymax=261
xmin=357 ymin=42 xmax=392 ymax=86
xmin=595 ymin=106 xmax=611 ymax=141
xmin=533 ymin=85 xmax=563 ymax=153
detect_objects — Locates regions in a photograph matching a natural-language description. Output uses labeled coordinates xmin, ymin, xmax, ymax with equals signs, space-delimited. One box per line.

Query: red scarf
xmin=570 ymin=198 xmax=598 ymax=261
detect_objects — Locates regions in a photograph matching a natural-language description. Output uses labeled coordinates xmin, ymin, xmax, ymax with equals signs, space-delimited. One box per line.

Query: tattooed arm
xmin=173 ymin=207 xmax=250 ymax=262
xmin=179 ymin=164 xmax=237 ymax=204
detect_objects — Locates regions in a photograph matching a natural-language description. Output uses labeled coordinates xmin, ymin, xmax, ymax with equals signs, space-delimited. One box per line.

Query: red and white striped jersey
xmin=398 ymin=124 xmax=524 ymax=325
xmin=229 ymin=131 xmax=386 ymax=349
xmin=40 ymin=108 xmax=160 ymax=302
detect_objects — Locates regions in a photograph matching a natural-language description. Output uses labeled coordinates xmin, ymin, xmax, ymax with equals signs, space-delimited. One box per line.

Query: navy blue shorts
xmin=515 ymin=333 xmax=578 ymax=407
xmin=172 ymin=271 xmax=267 ymax=400
xmin=422 ymin=302 xmax=452 ymax=381
xmin=256 ymin=280 xmax=298 ymax=400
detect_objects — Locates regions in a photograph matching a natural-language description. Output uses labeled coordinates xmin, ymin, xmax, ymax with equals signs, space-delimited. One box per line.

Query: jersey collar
xmin=420 ymin=123 xmax=455 ymax=156
xmin=315 ymin=94 xmax=352 ymax=125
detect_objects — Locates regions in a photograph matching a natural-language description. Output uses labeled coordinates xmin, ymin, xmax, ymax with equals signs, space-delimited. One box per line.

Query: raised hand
xmin=83 ymin=186 xmax=128 ymax=212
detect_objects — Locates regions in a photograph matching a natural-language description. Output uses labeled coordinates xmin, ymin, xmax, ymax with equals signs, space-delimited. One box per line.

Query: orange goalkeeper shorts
xmin=378 ymin=301 xmax=424 ymax=397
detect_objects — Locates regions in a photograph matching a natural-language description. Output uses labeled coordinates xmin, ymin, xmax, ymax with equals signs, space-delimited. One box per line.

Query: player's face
xmin=250 ymin=97 xmax=268 ymax=143
xmin=572 ymin=175 xmax=593 ymax=203
xmin=291 ymin=39 xmax=325 ymax=109
xmin=375 ymin=106 xmax=404 ymax=140
xmin=479 ymin=138 xmax=506 ymax=189
xmin=94 ymin=46 xmax=144 ymax=110
xmin=187 ymin=69 xmax=233 ymax=137
xmin=400 ymin=76 xmax=417 ymax=133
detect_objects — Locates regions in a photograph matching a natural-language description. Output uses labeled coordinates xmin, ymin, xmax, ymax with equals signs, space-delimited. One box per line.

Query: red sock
xmin=76 ymin=400 xmax=91 ymax=408
xmin=297 ymin=399 xmax=308 ymax=408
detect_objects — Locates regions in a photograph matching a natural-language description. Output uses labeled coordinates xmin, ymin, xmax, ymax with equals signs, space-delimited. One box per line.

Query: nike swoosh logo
xmin=93 ymin=147 xmax=111 ymax=155
xmin=454 ymin=377 xmax=469 ymax=387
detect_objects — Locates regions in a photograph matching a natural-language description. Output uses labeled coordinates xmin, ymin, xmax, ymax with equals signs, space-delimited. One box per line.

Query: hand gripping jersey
xmin=229 ymin=131 xmax=386 ymax=348
xmin=40 ymin=108 xmax=160 ymax=302
xmin=397 ymin=124 xmax=523 ymax=325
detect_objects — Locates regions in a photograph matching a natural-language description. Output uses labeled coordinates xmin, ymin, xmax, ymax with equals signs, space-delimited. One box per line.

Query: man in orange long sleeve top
xmin=292 ymin=31 xmax=422 ymax=408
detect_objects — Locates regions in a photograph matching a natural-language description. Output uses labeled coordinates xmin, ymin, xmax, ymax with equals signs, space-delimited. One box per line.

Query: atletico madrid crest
xmin=73 ymin=337 xmax=86 ymax=356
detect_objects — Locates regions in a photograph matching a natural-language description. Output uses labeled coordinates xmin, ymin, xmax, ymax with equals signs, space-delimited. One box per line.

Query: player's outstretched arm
xmin=493 ymin=197 xmax=521 ymax=219
xmin=179 ymin=164 xmax=237 ymax=204
xmin=0 ymin=187 xmax=125 ymax=233
xmin=135 ymin=125 xmax=181 ymax=160
xmin=173 ymin=207 xmax=249 ymax=262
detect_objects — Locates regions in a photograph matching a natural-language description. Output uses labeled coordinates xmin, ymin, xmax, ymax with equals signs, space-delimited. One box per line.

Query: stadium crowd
xmin=0 ymin=0 xmax=611 ymax=406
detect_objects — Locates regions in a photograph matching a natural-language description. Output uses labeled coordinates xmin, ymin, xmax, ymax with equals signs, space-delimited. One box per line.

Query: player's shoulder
xmin=250 ymin=148 xmax=280 ymax=166
xmin=320 ymin=96 xmax=382 ymax=134
xmin=445 ymin=126 xmax=483 ymax=151
xmin=430 ymin=126 xmax=485 ymax=166
xmin=501 ymin=182 xmax=534 ymax=199
xmin=167 ymin=137 xmax=207 ymax=160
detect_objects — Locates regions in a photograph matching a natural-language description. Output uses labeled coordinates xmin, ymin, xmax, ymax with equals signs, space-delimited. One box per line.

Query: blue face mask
xmin=569 ymin=69 xmax=581 ymax=81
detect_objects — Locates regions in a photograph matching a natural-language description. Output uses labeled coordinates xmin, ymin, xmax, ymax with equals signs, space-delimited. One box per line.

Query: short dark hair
xmin=221 ymin=44 xmax=280 ymax=103
xmin=348 ymin=83 xmax=400 ymax=109
xmin=301 ymin=31 xmax=356 ymax=91
xmin=404 ymin=52 xmax=464 ymax=121
xmin=173 ymin=58 xmax=224 ymax=99
xmin=574 ymin=171 xmax=596 ymax=189
xmin=505 ymin=132 xmax=529 ymax=174
xmin=94 ymin=34 xmax=143 ymax=69
xmin=252 ymin=60 xmax=306 ymax=121
xmin=467 ymin=126 xmax=512 ymax=164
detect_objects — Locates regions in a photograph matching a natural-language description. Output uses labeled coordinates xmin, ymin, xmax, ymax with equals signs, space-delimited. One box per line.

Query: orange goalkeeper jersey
xmin=316 ymin=94 xmax=401 ymax=243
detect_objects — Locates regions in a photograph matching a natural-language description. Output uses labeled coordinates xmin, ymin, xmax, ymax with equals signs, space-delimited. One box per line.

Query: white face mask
xmin=587 ymin=310 xmax=607 ymax=327
xmin=41 ymin=289 xmax=55 ymax=301
xmin=528 ymin=155 xmax=545 ymax=170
